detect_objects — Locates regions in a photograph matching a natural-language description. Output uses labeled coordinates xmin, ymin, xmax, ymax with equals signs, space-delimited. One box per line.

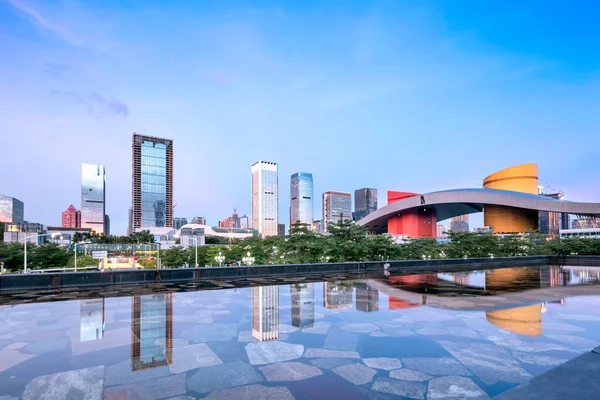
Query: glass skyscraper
xmin=323 ymin=191 xmax=352 ymax=232
xmin=353 ymin=188 xmax=377 ymax=221
xmin=132 ymin=134 xmax=174 ymax=229
xmin=81 ymin=164 xmax=106 ymax=235
xmin=290 ymin=172 xmax=313 ymax=228
xmin=252 ymin=161 xmax=278 ymax=237
xmin=0 ymin=194 xmax=24 ymax=224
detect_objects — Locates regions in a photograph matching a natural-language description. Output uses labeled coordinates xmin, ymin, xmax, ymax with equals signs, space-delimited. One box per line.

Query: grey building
xmin=353 ymin=188 xmax=377 ymax=221
xmin=191 ymin=216 xmax=206 ymax=225
xmin=0 ymin=194 xmax=24 ymax=224
xmin=132 ymin=133 xmax=174 ymax=229
xmin=322 ymin=191 xmax=352 ymax=232
xmin=290 ymin=173 xmax=313 ymax=228
xmin=450 ymin=214 xmax=469 ymax=233
xmin=173 ymin=217 xmax=188 ymax=230
xmin=239 ymin=214 xmax=250 ymax=229
xmin=81 ymin=164 xmax=106 ymax=235
xmin=278 ymin=223 xmax=285 ymax=237
xmin=252 ymin=161 xmax=278 ymax=237
xmin=104 ymin=215 xmax=110 ymax=236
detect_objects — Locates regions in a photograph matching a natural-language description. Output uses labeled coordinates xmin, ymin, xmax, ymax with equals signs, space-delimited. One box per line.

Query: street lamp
xmin=23 ymin=232 xmax=61 ymax=274
xmin=215 ymin=252 xmax=225 ymax=267
xmin=242 ymin=252 xmax=254 ymax=266
xmin=190 ymin=236 xmax=199 ymax=267
xmin=74 ymin=240 xmax=91 ymax=272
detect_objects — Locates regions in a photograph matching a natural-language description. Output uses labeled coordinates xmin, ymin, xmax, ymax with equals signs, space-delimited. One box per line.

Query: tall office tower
xmin=80 ymin=299 xmax=105 ymax=342
xmin=291 ymin=283 xmax=314 ymax=328
xmin=62 ymin=205 xmax=81 ymax=228
xmin=173 ymin=217 xmax=188 ymax=230
xmin=355 ymin=283 xmax=379 ymax=312
xmin=132 ymin=134 xmax=174 ymax=229
xmin=0 ymin=194 xmax=24 ymax=224
xmin=81 ymin=164 xmax=106 ymax=235
xmin=131 ymin=294 xmax=173 ymax=370
xmin=436 ymin=224 xmax=445 ymax=238
xmin=538 ymin=192 xmax=563 ymax=235
xmin=323 ymin=282 xmax=353 ymax=310
xmin=278 ymin=223 xmax=285 ymax=236
xmin=322 ymin=191 xmax=352 ymax=232
xmin=312 ymin=220 xmax=322 ymax=233
xmin=353 ymin=188 xmax=377 ymax=221
xmin=104 ymin=215 xmax=110 ymax=236
xmin=127 ymin=207 xmax=133 ymax=236
xmin=191 ymin=216 xmax=206 ymax=225
xmin=290 ymin=173 xmax=313 ymax=228
xmin=251 ymin=161 xmax=278 ymax=237
xmin=239 ymin=214 xmax=250 ymax=229
xmin=450 ymin=214 xmax=469 ymax=233
xmin=252 ymin=286 xmax=279 ymax=341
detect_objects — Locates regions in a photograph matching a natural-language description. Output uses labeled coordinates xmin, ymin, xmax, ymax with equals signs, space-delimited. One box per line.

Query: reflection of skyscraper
xmin=355 ymin=284 xmax=379 ymax=312
xmin=291 ymin=283 xmax=314 ymax=328
xmin=451 ymin=273 xmax=471 ymax=286
xmin=80 ymin=299 xmax=105 ymax=342
xmin=252 ymin=286 xmax=279 ymax=341
xmin=132 ymin=294 xmax=173 ymax=370
xmin=323 ymin=282 xmax=353 ymax=309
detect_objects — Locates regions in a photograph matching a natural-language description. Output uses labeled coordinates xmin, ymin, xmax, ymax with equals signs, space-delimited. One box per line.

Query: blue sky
xmin=1 ymin=0 xmax=599 ymax=234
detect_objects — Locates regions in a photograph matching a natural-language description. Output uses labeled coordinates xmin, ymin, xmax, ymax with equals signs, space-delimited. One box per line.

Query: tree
xmin=326 ymin=220 xmax=369 ymax=262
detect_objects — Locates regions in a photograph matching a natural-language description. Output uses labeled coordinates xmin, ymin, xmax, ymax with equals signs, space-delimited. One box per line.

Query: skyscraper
xmin=252 ymin=161 xmax=278 ymax=237
xmin=322 ymin=191 xmax=352 ymax=232
xmin=0 ymin=194 xmax=24 ymax=224
xmin=81 ymin=164 xmax=106 ymax=235
xmin=127 ymin=207 xmax=133 ymax=236
xmin=353 ymin=188 xmax=377 ymax=221
xmin=191 ymin=216 xmax=206 ymax=225
xmin=173 ymin=217 xmax=188 ymax=230
xmin=450 ymin=214 xmax=469 ymax=233
xmin=62 ymin=205 xmax=81 ymax=228
xmin=252 ymin=286 xmax=279 ymax=341
xmin=104 ymin=215 xmax=110 ymax=236
xmin=132 ymin=133 xmax=174 ymax=229
xmin=290 ymin=173 xmax=313 ymax=228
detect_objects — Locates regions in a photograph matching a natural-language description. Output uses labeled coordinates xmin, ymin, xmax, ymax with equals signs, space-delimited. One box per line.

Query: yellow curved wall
xmin=486 ymin=304 xmax=542 ymax=336
xmin=483 ymin=164 xmax=539 ymax=233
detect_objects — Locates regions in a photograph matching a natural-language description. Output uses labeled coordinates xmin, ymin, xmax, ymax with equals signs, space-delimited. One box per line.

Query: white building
xmin=560 ymin=228 xmax=600 ymax=239
xmin=252 ymin=161 xmax=278 ymax=237
xmin=322 ymin=191 xmax=352 ymax=232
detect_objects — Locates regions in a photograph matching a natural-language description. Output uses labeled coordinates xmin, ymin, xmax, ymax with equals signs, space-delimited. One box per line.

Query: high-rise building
xmin=0 ymin=194 xmax=24 ymax=224
xmin=291 ymin=283 xmax=314 ymax=328
xmin=132 ymin=134 xmax=174 ymax=229
xmin=252 ymin=161 xmax=278 ymax=237
xmin=278 ymin=223 xmax=285 ymax=236
xmin=322 ymin=191 xmax=352 ymax=232
xmin=127 ymin=207 xmax=133 ymax=236
xmin=252 ymin=286 xmax=279 ymax=341
xmin=436 ymin=224 xmax=445 ymax=238
xmin=173 ymin=217 xmax=188 ymax=230
xmin=131 ymin=294 xmax=173 ymax=370
xmin=239 ymin=215 xmax=250 ymax=229
xmin=450 ymin=214 xmax=469 ymax=233
xmin=104 ymin=215 xmax=110 ymax=236
xmin=191 ymin=216 xmax=206 ymax=225
xmin=312 ymin=220 xmax=322 ymax=233
xmin=290 ymin=173 xmax=313 ymax=228
xmin=538 ymin=192 xmax=563 ymax=235
xmin=62 ymin=205 xmax=81 ymax=228
xmin=353 ymin=188 xmax=377 ymax=221
xmin=81 ymin=164 xmax=106 ymax=235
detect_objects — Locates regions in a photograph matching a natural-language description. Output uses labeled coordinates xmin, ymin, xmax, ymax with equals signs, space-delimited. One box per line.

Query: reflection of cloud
xmin=5 ymin=0 xmax=83 ymax=45
xmin=44 ymin=63 xmax=70 ymax=79
xmin=51 ymin=90 xmax=129 ymax=118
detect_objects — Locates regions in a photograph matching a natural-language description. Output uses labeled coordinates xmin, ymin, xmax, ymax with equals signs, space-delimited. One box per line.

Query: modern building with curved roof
xmin=357 ymin=164 xmax=600 ymax=236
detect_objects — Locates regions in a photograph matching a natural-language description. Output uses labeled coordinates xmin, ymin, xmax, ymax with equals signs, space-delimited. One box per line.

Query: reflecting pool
xmin=1 ymin=265 xmax=600 ymax=399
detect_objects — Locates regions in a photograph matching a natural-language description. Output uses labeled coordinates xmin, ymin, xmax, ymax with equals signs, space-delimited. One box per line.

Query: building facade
xmin=191 ymin=216 xmax=206 ymax=225
xmin=131 ymin=294 xmax=173 ymax=370
xmin=173 ymin=217 xmax=188 ymax=230
xmin=353 ymin=188 xmax=377 ymax=221
xmin=312 ymin=220 xmax=322 ymax=233
xmin=0 ymin=195 xmax=24 ymax=224
xmin=104 ymin=215 xmax=110 ymax=236
xmin=132 ymin=134 xmax=174 ymax=229
xmin=81 ymin=164 xmax=106 ymax=235
xmin=538 ymin=192 xmax=564 ymax=235
xmin=61 ymin=205 xmax=81 ymax=228
xmin=252 ymin=286 xmax=279 ymax=341
xmin=278 ymin=223 xmax=285 ymax=236
xmin=239 ymin=215 xmax=250 ymax=229
xmin=322 ymin=191 xmax=352 ymax=232
xmin=290 ymin=173 xmax=313 ymax=227
xmin=251 ymin=161 xmax=278 ymax=237
xmin=450 ymin=214 xmax=469 ymax=233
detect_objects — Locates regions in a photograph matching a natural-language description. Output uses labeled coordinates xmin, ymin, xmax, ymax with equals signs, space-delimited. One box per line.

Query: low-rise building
xmin=560 ymin=228 xmax=600 ymax=239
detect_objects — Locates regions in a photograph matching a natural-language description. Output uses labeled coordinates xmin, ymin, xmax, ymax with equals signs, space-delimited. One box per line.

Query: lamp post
xmin=74 ymin=240 xmax=90 ymax=272
xmin=215 ymin=252 xmax=225 ymax=267
xmin=242 ymin=252 xmax=254 ymax=266
xmin=23 ymin=232 xmax=61 ymax=274
xmin=190 ymin=236 xmax=199 ymax=267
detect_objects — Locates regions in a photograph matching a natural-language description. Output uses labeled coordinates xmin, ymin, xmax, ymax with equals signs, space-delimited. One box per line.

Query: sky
xmin=1 ymin=0 xmax=599 ymax=235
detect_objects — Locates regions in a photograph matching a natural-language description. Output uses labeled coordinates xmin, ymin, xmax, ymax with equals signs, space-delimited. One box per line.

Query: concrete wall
xmin=0 ymin=256 xmax=567 ymax=292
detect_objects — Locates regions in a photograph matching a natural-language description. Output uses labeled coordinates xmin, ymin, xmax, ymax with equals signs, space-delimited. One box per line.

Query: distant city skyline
xmin=1 ymin=1 xmax=599 ymax=234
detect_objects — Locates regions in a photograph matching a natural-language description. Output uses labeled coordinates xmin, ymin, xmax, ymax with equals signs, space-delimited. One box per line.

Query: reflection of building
xmin=132 ymin=134 xmax=174 ymax=229
xmin=252 ymin=286 xmax=279 ymax=341
xmin=252 ymin=161 xmax=278 ymax=237
xmin=356 ymin=284 xmax=379 ymax=312
xmin=132 ymin=294 xmax=173 ymax=370
xmin=323 ymin=282 xmax=353 ymax=309
xmin=486 ymin=304 xmax=542 ymax=336
xmin=290 ymin=173 xmax=314 ymax=227
xmin=0 ymin=194 xmax=24 ymax=224
xmin=485 ymin=268 xmax=541 ymax=294
xmin=62 ymin=205 xmax=81 ymax=228
xmin=173 ymin=217 xmax=188 ymax=230
xmin=81 ymin=163 xmax=106 ymax=235
xmin=80 ymin=299 xmax=105 ymax=342
xmin=291 ymin=283 xmax=314 ymax=328
xmin=323 ymin=191 xmax=352 ymax=231
xmin=450 ymin=215 xmax=469 ymax=233
xmin=451 ymin=273 xmax=471 ymax=286
xmin=353 ymin=188 xmax=377 ymax=221
xmin=389 ymin=297 xmax=421 ymax=310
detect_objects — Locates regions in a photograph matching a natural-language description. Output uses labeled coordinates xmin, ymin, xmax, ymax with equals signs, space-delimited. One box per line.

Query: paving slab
xmin=363 ymin=358 xmax=402 ymax=370
xmin=332 ymin=363 xmax=377 ymax=385
xmin=402 ymin=357 xmax=471 ymax=377
xmin=22 ymin=366 xmax=104 ymax=400
xmin=309 ymin=357 xmax=355 ymax=370
xmin=105 ymin=359 xmax=170 ymax=386
xmin=187 ymin=361 xmax=263 ymax=393
xmin=245 ymin=341 xmax=304 ymax=365
xmin=204 ymin=384 xmax=294 ymax=400
xmin=304 ymin=348 xmax=360 ymax=359
xmin=371 ymin=377 xmax=426 ymax=399
xmin=389 ymin=368 xmax=432 ymax=382
xmin=427 ymin=376 xmax=489 ymax=399
xmin=169 ymin=343 xmax=223 ymax=374
xmin=259 ymin=361 xmax=322 ymax=381
xmin=104 ymin=373 xmax=186 ymax=400
xmin=180 ymin=323 xmax=238 ymax=343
